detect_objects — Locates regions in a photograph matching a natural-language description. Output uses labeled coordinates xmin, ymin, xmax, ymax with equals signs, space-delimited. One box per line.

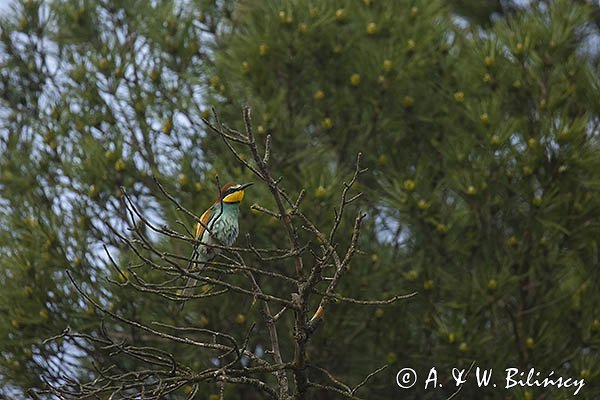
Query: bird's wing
xmin=194 ymin=206 xmax=214 ymax=241
xmin=179 ymin=205 xmax=218 ymax=310
xmin=188 ymin=206 xmax=213 ymax=269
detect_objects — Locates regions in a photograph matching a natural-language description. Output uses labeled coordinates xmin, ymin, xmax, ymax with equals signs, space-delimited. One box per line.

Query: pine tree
xmin=209 ymin=0 xmax=600 ymax=398
xmin=0 ymin=0 xmax=220 ymax=395
xmin=1 ymin=0 xmax=599 ymax=399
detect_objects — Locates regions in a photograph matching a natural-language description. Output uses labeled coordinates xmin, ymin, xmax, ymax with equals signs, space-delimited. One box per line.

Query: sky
xmin=0 ymin=0 xmax=14 ymax=15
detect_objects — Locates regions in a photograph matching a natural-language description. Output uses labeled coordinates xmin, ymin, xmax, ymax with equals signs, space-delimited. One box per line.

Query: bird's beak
xmin=239 ymin=182 xmax=254 ymax=191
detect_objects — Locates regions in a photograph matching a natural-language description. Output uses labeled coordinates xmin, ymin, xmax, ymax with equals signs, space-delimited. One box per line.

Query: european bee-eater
xmin=180 ymin=182 xmax=253 ymax=308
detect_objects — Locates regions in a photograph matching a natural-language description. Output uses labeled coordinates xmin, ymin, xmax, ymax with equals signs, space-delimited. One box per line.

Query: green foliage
xmin=1 ymin=0 xmax=599 ymax=398
xmin=209 ymin=0 xmax=600 ymax=398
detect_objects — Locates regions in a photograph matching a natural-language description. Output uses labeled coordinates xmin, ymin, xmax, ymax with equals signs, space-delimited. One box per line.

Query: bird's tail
xmin=177 ymin=247 xmax=205 ymax=312
xmin=179 ymin=277 xmax=198 ymax=308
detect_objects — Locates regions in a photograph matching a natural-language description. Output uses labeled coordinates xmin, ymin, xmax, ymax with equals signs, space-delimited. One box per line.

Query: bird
xmin=179 ymin=182 xmax=253 ymax=309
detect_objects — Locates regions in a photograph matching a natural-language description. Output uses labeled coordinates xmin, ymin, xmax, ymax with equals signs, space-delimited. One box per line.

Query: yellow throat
xmin=223 ymin=190 xmax=245 ymax=203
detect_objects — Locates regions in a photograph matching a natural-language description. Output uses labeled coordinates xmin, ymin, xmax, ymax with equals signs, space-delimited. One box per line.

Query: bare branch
xmin=43 ymin=107 xmax=413 ymax=400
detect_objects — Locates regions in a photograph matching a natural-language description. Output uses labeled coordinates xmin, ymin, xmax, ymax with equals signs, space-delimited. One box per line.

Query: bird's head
xmin=219 ymin=182 xmax=254 ymax=204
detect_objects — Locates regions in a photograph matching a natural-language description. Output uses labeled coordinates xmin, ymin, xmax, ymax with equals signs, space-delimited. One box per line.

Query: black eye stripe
xmin=223 ymin=186 xmax=241 ymax=196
